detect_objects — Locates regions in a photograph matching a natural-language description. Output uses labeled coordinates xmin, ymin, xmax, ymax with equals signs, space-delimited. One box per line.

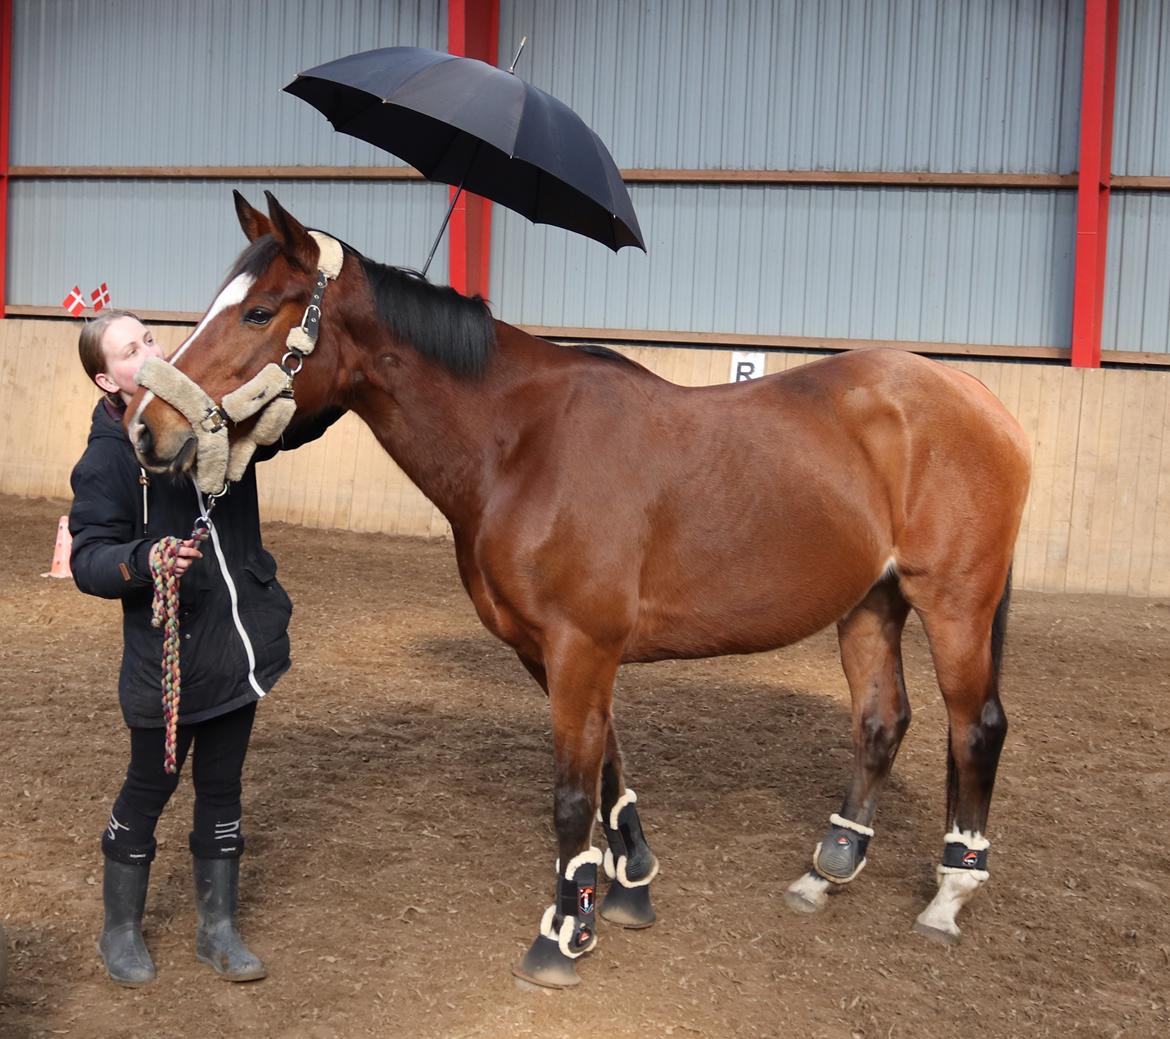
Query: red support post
xmin=447 ymin=0 xmax=500 ymax=299
xmin=1070 ymin=0 xmax=1120 ymax=368
xmin=0 ymin=0 xmax=13 ymax=320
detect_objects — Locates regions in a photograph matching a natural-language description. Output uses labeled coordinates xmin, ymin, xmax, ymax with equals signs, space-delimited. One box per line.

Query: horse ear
xmin=234 ymin=190 xmax=272 ymax=242
xmin=264 ymin=191 xmax=317 ymax=273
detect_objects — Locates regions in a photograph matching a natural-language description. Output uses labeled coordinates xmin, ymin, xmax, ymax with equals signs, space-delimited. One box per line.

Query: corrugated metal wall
xmin=1103 ymin=1 xmax=1170 ymax=354
xmin=497 ymin=0 xmax=1083 ymax=172
xmin=11 ymin=0 xmax=441 ymax=166
xmin=5 ymin=0 xmax=1170 ymax=354
xmin=491 ymin=0 xmax=1088 ymax=347
xmin=495 ymin=183 xmax=1077 ymax=347
xmin=8 ymin=0 xmax=449 ymax=309
xmin=8 ymin=178 xmax=449 ymax=312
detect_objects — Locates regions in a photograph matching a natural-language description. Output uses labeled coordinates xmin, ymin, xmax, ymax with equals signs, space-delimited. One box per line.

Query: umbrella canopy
xmin=285 ymin=46 xmax=645 ymax=253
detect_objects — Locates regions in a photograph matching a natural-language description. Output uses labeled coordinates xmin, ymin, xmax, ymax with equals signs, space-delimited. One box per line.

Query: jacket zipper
xmin=194 ymin=486 xmax=266 ymax=698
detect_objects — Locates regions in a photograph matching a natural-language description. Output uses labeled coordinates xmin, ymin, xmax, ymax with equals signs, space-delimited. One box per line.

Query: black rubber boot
xmin=97 ymin=859 xmax=156 ymax=986
xmin=193 ymin=856 xmax=267 ymax=982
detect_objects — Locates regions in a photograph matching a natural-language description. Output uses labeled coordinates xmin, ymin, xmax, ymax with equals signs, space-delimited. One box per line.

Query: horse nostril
xmin=135 ymin=423 xmax=154 ymax=457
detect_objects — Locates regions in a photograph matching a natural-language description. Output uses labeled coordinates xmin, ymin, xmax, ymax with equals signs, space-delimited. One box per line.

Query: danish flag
xmin=90 ymin=282 xmax=111 ymax=311
xmin=61 ymin=285 xmax=86 ymax=317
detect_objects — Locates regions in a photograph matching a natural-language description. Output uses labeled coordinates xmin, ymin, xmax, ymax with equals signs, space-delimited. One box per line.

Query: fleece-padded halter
xmin=135 ymin=231 xmax=343 ymax=493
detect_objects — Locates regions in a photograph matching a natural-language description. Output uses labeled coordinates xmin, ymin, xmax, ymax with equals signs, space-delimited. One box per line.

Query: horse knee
xmin=860 ymin=704 xmax=910 ymax=770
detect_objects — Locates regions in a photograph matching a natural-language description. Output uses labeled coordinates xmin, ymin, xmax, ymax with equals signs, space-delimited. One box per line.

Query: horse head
xmin=126 ymin=192 xmax=352 ymax=493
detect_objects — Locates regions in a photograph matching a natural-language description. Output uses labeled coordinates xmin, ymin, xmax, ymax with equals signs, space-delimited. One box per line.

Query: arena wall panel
xmin=3 ymin=318 xmax=1167 ymax=597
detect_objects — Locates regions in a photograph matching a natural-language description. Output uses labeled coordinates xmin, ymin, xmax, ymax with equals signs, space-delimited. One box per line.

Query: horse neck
xmin=347 ymin=322 xmax=525 ymax=529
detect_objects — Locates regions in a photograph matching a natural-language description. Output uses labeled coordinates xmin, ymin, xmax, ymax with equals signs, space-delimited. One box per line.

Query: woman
xmin=70 ymin=309 xmax=338 ymax=985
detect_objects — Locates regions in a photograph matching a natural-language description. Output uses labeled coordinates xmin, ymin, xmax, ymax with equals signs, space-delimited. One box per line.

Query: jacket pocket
xmin=239 ymin=553 xmax=293 ymax=649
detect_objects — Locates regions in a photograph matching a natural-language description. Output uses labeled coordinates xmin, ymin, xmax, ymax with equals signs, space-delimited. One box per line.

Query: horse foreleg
xmin=786 ymin=577 xmax=911 ymax=914
xmin=910 ymin=582 xmax=1010 ymax=946
xmin=513 ymin=634 xmax=618 ymax=990
xmin=597 ymin=721 xmax=659 ymax=928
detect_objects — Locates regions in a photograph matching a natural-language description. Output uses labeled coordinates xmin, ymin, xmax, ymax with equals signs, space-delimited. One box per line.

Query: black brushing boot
xmin=193 ymin=856 xmax=267 ymax=982
xmin=514 ymin=848 xmax=603 ymax=989
xmin=98 ymin=858 xmax=156 ymax=986
xmin=599 ymin=788 xmax=658 ymax=928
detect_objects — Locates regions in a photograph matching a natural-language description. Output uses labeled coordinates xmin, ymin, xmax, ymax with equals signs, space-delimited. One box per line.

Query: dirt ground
xmin=1 ymin=492 xmax=1168 ymax=1039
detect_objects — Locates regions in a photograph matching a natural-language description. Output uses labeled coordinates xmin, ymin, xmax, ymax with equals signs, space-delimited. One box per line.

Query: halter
xmin=135 ymin=231 xmax=344 ymax=494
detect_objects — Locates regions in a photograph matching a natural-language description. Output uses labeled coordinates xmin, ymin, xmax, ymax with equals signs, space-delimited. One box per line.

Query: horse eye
xmin=244 ymin=307 xmax=271 ymax=326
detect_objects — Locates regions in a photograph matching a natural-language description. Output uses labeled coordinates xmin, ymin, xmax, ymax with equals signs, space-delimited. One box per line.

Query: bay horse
xmin=128 ymin=193 xmax=1031 ymax=989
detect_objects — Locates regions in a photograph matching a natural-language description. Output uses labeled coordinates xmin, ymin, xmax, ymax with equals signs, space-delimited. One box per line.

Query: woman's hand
xmin=150 ymin=539 xmax=203 ymax=578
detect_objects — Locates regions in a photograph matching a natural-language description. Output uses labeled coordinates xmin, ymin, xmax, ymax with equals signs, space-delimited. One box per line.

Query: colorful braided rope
xmin=149 ymin=525 xmax=210 ymax=774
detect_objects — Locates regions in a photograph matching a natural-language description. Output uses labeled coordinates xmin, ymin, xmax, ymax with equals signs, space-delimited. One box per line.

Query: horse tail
xmin=990 ymin=566 xmax=1012 ymax=678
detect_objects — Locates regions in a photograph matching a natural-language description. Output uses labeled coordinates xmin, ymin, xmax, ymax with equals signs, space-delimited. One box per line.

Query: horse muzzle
xmin=131 ymin=414 xmax=198 ymax=476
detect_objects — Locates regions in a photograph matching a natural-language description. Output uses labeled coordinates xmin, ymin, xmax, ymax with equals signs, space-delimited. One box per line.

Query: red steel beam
xmin=447 ymin=0 xmax=499 ymax=299
xmin=0 ymin=0 xmax=13 ymax=319
xmin=1070 ymin=0 xmax=1120 ymax=368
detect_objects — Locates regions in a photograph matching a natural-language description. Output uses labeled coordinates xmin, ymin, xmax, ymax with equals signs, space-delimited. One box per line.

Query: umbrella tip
xmin=508 ymin=36 xmax=528 ymax=75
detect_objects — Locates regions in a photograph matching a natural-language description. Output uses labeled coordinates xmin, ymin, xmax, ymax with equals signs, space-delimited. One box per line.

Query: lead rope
xmin=148 ymin=507 xmax=217 ymax=773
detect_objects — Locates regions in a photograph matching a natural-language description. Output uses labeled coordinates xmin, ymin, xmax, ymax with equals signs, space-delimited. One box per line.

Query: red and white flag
xmin=61 ymin=285 xmax=86 ymax=317
xmin=90 ymin=282 xmax=111 ymax=311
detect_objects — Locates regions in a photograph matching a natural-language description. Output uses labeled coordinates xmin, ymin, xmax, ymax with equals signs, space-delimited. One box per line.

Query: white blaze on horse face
xmin=129 ymin=272 xmax=255 ymax=429
xmin=171 ymin=272 xmax=256 ymax=364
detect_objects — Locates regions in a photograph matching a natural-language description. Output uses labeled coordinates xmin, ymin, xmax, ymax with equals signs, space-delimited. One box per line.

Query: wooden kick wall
xmin=1 ymin=318 xmax=1167 ymax=597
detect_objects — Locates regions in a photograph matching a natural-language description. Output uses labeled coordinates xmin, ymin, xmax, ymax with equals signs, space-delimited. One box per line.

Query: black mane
xmin=354 ymin=250 xmax=496 ymax=378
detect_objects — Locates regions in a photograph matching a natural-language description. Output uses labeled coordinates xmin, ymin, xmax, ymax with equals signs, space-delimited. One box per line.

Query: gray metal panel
xmin=491 ymin=184 xmax=1076 ymax=347
xmin=499 ymin=0 xmax=1083 ymax=172
xmin=1112 ymin=0 xmax=1170 ymax=176
xmin=11 ymin=0 xmax=444 ymax=166
xmin=8 ymin=179 xmax=449 ymax=311
xmin=1102 ymin=191 xmax=1170 ymax=354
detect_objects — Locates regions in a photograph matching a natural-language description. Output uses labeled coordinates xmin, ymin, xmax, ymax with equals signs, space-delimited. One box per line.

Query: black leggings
xmin=102 ymin=702 xmax=257 ymax=865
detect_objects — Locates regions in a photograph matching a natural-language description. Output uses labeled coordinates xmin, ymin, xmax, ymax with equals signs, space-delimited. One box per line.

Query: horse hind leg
xmin=786 ymin=575 xmax=911 ymax=913
xmin=597 ymin=720 xmax=659 ymax=929
xmin=909 ymin=572 xmax=1012 ymax=946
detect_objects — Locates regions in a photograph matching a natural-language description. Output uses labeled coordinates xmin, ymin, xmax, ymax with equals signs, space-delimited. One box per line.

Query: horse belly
xmin=623 ymin=501 xmax=885 ymax=662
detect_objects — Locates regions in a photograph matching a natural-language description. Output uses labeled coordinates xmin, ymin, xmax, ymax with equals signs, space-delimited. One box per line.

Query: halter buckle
xmin=299 ymin=303 xmax=322 ymax=333
xmin=280 ymin=350 xmax=305 ymax=376
xmin=199 ymin=405 xmax=227 ymax=434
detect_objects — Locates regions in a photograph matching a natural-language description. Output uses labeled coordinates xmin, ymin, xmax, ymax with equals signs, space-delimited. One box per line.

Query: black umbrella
xmin=284 ymin=45 xmax=646 ymax=270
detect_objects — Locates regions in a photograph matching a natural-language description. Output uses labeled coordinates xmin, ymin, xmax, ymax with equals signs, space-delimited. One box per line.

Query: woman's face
xmin=96 ymin=316 xmax=163 ymax=404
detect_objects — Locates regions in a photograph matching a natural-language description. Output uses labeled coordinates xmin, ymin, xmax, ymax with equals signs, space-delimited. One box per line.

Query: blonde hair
xmin=77 ymin=309 xmax=143 ymax=386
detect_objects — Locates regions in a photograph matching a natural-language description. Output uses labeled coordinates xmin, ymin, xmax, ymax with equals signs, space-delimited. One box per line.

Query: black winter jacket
xmin=69 ymin=399 xmax=339 ymax=728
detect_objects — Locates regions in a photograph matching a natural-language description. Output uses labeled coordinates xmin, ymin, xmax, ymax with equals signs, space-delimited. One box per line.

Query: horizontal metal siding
xmin=1102 ymin=191 xmax=1170 ymax=354
xmin=8 ymin=179 xmax=449 ymax=311
xmin=10 ymin=0 xmax=443 ymax=166
xmin=492 ymin=184 xmax=1076 ymax=348
xmin=499 ymin=0 xmax=1083 ymax=173
xmin=1112 ymin=0 xmax=1170 ymax=176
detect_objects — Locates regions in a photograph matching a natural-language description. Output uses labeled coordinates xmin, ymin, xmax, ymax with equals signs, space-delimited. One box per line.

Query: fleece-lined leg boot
xmin=193 ymin=856 xmax=267 ymax=982
xmin=97 ymin=858 xmax=156 ymax=986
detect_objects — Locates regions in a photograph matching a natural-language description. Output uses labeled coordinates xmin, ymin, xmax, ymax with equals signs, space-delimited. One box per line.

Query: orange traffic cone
xmin=42 ymin=515 xmax=73 ymax=579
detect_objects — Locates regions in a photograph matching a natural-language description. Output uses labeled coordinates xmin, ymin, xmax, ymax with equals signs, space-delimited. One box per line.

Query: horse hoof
xmin=512 ymin=935 xmax=581 ymax=990
xmin=911 ymin=919 xmax=961 ymax=947
xmin=783 ymin=871 xmax=830 ymax=914
xmin=600 ymin=883 xmax=656 ymax=929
